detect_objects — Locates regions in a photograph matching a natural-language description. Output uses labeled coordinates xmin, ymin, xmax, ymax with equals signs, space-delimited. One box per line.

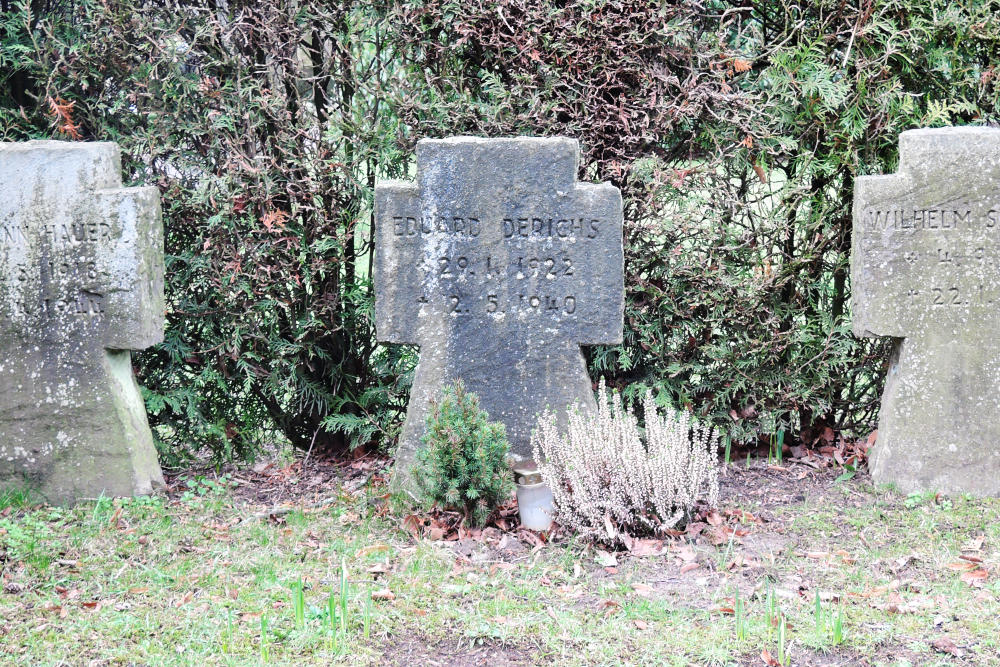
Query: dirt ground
xmin=147 ymin=451 xmax=995 ymax=666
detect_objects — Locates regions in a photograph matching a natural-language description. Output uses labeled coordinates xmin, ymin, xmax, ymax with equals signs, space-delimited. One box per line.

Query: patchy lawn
xmin=1 ymin=458 xmax=998 ymax=666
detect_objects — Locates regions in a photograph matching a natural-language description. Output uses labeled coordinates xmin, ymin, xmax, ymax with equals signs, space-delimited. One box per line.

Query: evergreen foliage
xmin=415 ymin=382 xmax=513 ymax=527
xmin=2 ymin=0 xmax=999 ymax=459
xmin=1 ymin=0 xmax=416 ymax=461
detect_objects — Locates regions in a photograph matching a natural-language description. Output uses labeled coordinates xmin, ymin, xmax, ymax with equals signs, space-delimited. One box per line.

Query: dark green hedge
xmin=3 ymin=0 xmax=998 ymax=460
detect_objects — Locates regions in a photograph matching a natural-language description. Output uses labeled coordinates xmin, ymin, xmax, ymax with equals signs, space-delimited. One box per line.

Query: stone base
xmin=868 ymin=338 xmax=1000 ymax=496
xmin=0 ymin=350 xmax=165 ymax=505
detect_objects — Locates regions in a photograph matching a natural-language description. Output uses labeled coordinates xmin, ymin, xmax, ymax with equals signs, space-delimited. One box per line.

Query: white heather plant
xmin=531 ymin=380 xmax=720 ymax=544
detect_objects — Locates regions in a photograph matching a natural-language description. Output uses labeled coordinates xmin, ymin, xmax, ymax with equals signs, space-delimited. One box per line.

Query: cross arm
xmin=374 ymin=181 xmax=422 ymax=345
xmin=850 ymin=173 xmax=911 ymax=339
xmin=96 ymin=186 xmax=165 ymax=350
xmin=572 ymin=182 xmax=624 ymax=346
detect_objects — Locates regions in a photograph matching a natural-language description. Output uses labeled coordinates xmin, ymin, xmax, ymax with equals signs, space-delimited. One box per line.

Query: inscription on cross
xmin=375 ymin=137 xmax=623 ymax=490
xmin=0 ymin=141 xmax=165 ymax=504
xmin=852 ymin=127 xmax=1000 ymax=495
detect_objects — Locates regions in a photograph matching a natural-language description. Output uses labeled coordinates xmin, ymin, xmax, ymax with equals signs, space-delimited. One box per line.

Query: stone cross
xmin=0 ymin=141 xmax=165 ymax=504
xmin=852 ymin=126 xmax=1000 ymax=495
xmin=375 ymin=137 xmax=623 ymax=490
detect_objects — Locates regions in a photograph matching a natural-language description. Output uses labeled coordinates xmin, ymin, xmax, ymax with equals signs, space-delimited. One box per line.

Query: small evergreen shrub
xmin=416 ymin=381 xmax=513 ymax=527
xmin=532 ymin=380 xmax=720 ymax=545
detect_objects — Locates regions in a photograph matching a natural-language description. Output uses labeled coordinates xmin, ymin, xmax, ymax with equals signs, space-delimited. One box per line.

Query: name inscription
xmin=3 ymin=218 xmax=116 ymax=324
xmin=392 ymin=213 xmax=610 ymax=319
xmin=13 ymin=290 xmax=106 ymax=319
xmin=862 ymin=205 xmax=1000 ymax=314
xmin=2 ymin=221 xmax=114 ymax=248
xmin=393 ymin=214 xmax=603 ymax=240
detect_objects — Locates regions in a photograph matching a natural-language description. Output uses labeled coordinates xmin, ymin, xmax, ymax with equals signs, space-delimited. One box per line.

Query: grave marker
xmin=375 ymin=137 xmax=623 ymax=490
xmin=0 ymin=141 xmax=165 ymax=504
xmin=852 ymin=126 xmax=1000 ymax=495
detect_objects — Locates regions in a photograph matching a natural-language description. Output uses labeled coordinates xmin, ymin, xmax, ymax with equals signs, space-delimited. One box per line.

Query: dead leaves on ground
xmin=954 ymin=534 xmax=991 ymax=587
xmin=370 ymin=588 xmax=396 ymax=602
xmin=760 ymin=649 xmax=780 ymax=666
xmin=931 ymin=636 xmax=966 ymax=658
xmin=401 ymin=496 xmax=521 ymax=545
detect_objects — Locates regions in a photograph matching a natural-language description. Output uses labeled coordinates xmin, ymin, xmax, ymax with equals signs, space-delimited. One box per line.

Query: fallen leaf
xmin=633 ymin=619 xmax=648 ymax=630
xmin=401 ymin=515 xmax=423 ymax=539
xmin=680 ymin=562 xmax=700 ymax=574
xmin=962 ymin=535 xmax=986 ymax=552
xmin=945 ymin=561 xmax=977 ymax=572
xmin=599 ymin=599 xmax=621 ymax=615
xmin=931 ymin=636 xmax=965 ymax=657
xmin=961 ymin=569 xmax=989 ymax=586
xmin=684 ymin=522 xmax=706 ymax=537
xmin=705 ymin=526 xmax=731 ymax=546
xmin=730 ymin=509 xmax=758 ymax=523
xmin=760 ymin=648 xmax=779 ymax=666
xmin=631 ymin=583 xmax=653 ymax=597
xmin=624 ymin=537 xmax=668 ymax=557
xmin=371 ymin=588 xmax=395 ymax=602
xmin=753 ymin=164 xmax=768 ymax=184
xmin=356 ymin=544 xmax=390 ymax=558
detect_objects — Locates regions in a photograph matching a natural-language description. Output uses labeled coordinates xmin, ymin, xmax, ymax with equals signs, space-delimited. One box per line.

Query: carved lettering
xmin=503 ymin=216 xmax=602 ymax=239
xmin=863 ymin=207 xmax=973 ymax=231
xmin=392 ymin=215 xmax=480 ymax=237
xmin=1 ymin=223 xmax=27 ymax=246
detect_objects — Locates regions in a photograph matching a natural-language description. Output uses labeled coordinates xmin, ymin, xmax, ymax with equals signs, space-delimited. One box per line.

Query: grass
xmin=1 ymin=464 xmax=999 ymax=665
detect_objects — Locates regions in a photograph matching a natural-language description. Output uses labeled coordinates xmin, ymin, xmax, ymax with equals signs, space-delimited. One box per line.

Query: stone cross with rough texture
xmin=852 ymin=126 xmax=1000 ymax=495
xmin=376 ymin=137 xmax=623 ymax=490
xmin=0 ymin=141 xmax=165 ymax=504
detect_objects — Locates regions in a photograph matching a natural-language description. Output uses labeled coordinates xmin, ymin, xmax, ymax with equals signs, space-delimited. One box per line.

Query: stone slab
xmin=851 ymin=126 xmax=1000 ymax=495
xmin=0 ymin=141 xmax=166 ymax=504
xmin=375 ymin=137 xmax=623 ymax=492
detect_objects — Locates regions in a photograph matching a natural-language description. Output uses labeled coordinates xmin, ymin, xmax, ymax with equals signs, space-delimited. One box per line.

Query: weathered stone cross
xmin=852 ymin=127 xmax=1000 ymax=495
xmin=0 ymin=141 xmax=165 ymax=504
xmin=375 ymin=137 xmax=623 ymax=490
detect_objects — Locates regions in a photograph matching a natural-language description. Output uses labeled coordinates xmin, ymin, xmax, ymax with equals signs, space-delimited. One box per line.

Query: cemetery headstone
xmin=852 ymin=126 xmax=1000 ymax=495
xmin=375 ymin=137 xmax=623 ymax=491
xmin=0 ymin=141 xmax=166 ymax=504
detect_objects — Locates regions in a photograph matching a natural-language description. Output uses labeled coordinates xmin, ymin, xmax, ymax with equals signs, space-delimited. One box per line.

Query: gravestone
xmin=852 ymin=126 xmax=1000 ymax=495
xmin=0 ymin=141 xmax=166 ymax=504
xmin=375 ymin=137 xmax=623 ymax=490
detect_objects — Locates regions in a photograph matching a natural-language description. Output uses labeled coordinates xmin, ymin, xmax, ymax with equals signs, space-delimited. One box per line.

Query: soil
xmin=162 ymin=452 xmax=987 ymax=666
xmin=163 ymin=451 xmax=390 ymax=507
xmin=379 ymin=636 xmax=537 ymax=667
